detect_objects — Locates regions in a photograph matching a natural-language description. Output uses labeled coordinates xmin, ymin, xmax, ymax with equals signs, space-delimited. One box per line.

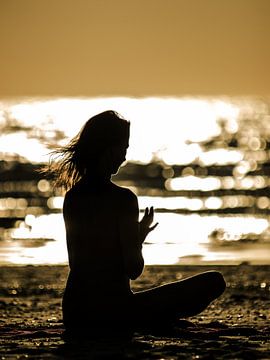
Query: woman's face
xmin=111 ymin=139 xmax=129 ymax=174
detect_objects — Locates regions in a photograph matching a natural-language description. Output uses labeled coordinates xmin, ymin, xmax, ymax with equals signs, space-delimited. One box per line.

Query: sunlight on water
xmin=199 ymin=149 xmax=243 ymax=166
xmin=2 ymin=204 xmax=269 ymax=265
xmin=3 ymin=238 xmax=68 ymax=265
xmin=0 ymin=97 xmax=240 ymax=165
xmin=6 ymin=214 xmax=67 ymax=265
xmin=166 ymin=176 xmax=221 ymax=191
xmin=1 ymin=96 xmax=270 ymax=265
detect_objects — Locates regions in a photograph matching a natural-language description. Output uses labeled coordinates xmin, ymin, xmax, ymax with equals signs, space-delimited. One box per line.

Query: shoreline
xmin=1 ymin=260 xmax=270 ymax=268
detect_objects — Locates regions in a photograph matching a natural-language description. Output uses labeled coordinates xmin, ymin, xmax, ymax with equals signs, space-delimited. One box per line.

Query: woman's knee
xmin=201 ymin=271 xmax=226 ymax=298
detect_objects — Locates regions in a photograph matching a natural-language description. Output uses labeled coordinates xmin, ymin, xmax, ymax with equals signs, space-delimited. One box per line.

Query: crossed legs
xmin=131 ymin=271 xmax=226 ymax=328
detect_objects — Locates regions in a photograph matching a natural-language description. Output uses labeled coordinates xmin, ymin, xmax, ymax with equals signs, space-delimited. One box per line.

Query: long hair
xmin=47 ymin=110 xmax=130 ymax=190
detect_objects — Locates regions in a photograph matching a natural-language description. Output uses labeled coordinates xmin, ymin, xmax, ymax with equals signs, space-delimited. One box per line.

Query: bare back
xmin=63 ymin=179 xmax=142 ymax=298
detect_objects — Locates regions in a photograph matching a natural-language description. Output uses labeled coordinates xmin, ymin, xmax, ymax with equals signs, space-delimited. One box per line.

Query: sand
xmin=0 ymin=264 xmax=269 ymax=359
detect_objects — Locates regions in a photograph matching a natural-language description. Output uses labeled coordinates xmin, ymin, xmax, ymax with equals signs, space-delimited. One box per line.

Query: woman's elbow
xmin=129 ymin=269 xmax=143 ymax=280
xmin=126 ymin=258 xmax=144 ymax=280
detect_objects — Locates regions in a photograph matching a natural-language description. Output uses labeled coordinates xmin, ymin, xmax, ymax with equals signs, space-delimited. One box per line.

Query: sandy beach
xmin=0 ymin=264 xmax=269 ymax=359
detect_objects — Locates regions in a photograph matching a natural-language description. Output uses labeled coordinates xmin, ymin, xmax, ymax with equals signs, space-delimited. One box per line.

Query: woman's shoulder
xmin=63 ymin=188 xmax=75 ymax=210
xmin=64 ymin=179 xmax=88 ymax=197
xmin=63 ymin=185 xmax=82 ymax=207
xmin=111 ymin=183 xmax=138 ymax=203
xmin=64 ymin=186 xmax=77 ymax=200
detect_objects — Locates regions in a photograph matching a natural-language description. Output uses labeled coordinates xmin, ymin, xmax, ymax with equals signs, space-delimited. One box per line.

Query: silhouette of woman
xmin=50 ymin=110 xmax=225 ymax=338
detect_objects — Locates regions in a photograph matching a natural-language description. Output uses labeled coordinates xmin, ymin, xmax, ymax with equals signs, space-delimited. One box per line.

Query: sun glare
xmin=1 ymin=97 xmax=270 ymax=265
xmin=1 ymin=97 xmax=243 ymax=165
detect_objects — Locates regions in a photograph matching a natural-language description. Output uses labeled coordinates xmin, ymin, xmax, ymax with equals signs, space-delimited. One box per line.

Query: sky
xmin=1 ymin=0 xmax=270 ymax=97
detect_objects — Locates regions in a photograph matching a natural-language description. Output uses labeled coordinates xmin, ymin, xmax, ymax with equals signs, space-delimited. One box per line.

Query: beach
xmin=0 ymin=264 xmax=269 ymax=359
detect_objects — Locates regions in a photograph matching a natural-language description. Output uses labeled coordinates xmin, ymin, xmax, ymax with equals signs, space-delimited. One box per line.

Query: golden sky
xmin=1 ymin=0 xmax=270 ymax=97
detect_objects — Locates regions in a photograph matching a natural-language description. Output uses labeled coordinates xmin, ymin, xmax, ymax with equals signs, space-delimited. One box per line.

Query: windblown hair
xmin=47 ymin=110 xmax=130 ymax=190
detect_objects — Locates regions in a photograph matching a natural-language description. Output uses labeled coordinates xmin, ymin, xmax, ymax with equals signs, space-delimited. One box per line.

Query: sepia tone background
xmin=1 ymin=2 xmax=270 ymax=358
xmin=1 ymin=0 xmax=270 ymax=97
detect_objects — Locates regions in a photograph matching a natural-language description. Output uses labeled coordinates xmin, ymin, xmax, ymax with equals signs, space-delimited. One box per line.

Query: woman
xmin=50 ymin=110 xmax=225 ymax=338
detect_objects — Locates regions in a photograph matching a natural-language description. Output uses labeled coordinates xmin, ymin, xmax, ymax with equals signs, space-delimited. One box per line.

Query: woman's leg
xmin=132 ymin=271 xmax=226 ymax=327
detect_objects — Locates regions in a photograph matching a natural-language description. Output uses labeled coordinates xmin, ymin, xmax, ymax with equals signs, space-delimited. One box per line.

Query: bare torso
xmin=62 ymin=177 xmax=143 ymax=329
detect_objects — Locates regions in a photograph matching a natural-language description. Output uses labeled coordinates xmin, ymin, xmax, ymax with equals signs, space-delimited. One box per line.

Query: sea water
xmin=0 ymin=96 xmax=270 ymax=265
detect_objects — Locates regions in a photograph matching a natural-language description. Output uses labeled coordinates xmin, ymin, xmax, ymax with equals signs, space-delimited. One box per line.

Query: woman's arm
xmin=118 ymin=190 xmax=144 ymax=280
xmin=118 ymin=190 xmax=158 ymax=280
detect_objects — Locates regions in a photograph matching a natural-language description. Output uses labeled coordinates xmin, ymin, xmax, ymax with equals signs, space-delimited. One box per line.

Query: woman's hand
xmin=139 ymin=206 xmax=158 ymax=244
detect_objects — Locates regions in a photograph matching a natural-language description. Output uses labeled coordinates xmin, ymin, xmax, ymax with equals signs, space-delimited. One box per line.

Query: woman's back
xmin=63 ymin=179 xmax=133 ymax=296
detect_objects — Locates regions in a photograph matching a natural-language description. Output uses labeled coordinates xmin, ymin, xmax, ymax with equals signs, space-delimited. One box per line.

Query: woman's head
xmin=49 ymin=110 xmax=130 ymax=189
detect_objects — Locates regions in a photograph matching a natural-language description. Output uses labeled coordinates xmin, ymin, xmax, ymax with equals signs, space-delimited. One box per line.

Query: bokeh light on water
xmin=1 ymin=96 xmax=270 ymax=265
xmin=0 ymin=97 xmax=240 ymax=164
xmin=0 ymin=209 xmax=269 ymax=265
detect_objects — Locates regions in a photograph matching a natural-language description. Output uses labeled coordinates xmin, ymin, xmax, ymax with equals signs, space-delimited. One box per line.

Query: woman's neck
xmin=83 ymin=172 xmax=111 ymax=185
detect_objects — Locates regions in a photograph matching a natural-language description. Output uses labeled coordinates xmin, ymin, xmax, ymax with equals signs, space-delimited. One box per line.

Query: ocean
xmin=0 ymin=96 xmax=270 ymax=265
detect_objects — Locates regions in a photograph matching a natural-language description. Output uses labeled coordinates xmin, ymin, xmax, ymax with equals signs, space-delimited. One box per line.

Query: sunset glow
xmin=1 ymin=96 xmax=270 ymax=265
xmin=0 ymin=96 xmax=249 ymax=165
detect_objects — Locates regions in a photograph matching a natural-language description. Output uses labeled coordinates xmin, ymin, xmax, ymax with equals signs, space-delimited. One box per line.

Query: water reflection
xmin=199 ymin=148 xmax=243 ymax=166
xmin=166 ymin=176 xmax=221 ymax=191
xmin=165 ymin=175 xmax=268 ymax=192
xmin=0 ymin=96 xmax=261 ymax=165
xmin=138 ymin=195 xmax=270 ymax=212
xmin=0 ymin=209 xmax=269 ymax=266
xmin=47 ymin=196 xmax=64 ymax=209
xmin=1 ymin=96 xmax=270 ymax=265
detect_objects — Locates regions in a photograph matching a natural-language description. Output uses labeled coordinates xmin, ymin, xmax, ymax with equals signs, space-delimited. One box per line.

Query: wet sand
xmin=0 ymin=264 xmax=269 ymax=359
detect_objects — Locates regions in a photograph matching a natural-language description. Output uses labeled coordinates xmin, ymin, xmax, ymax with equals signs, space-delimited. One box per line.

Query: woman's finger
xmin=149 ymin=222 xmax=159 ymax=232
